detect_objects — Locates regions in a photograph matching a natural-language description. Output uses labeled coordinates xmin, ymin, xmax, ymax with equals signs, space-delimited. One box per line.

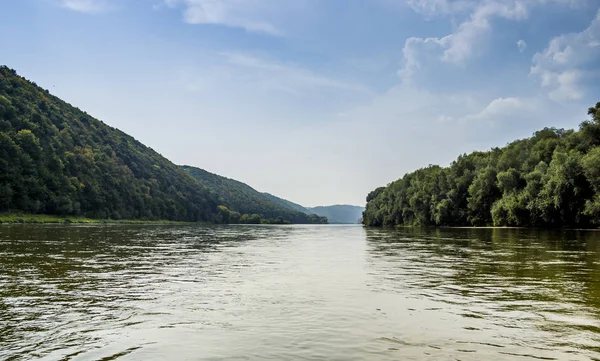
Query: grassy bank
xmin=0 ymin=213 xmax=193 ymax=225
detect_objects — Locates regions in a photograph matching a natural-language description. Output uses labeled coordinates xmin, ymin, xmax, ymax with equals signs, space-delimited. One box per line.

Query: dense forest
xmin=363 ymin=102 xmax=600 ymax=228
xmin=0 ymin=66 xmax=222 ymax=222
xmin=308 ymin=205 xmax=365 ymax=224
xmin=261 ymin=192 xmax=312 ymax=214
xmin=181 ymin=166 xmax=327 ymax=224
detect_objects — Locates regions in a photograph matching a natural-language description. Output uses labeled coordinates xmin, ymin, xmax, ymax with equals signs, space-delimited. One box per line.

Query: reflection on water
xmin=365 ymin=228 xmax=600 ymax=360
xmin=1 ymin=225 xmax=599 ymax=360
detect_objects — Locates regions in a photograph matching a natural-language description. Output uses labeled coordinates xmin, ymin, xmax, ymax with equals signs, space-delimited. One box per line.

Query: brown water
xmin=1 ymin=225 xmax=600 ymax=360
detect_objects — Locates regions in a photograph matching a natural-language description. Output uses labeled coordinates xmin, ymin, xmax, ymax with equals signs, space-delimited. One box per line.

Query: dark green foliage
xmin=0 ymin=66 xmax=221 ymax=222
xmin=181 ymin=166 xmax=327 ymax=224
xmin=308 ymin=205 xmax=365 ymax=224
xmin=363 ymin=102 xmax=600 ymax=228
xmin=261 ymin=192 xmax=311 ymax=214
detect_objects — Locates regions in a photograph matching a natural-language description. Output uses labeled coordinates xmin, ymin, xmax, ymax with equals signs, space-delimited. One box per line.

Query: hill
xmin=262 ymin=193 xmax=365 ymax=224
xmin=363 ymin=101 xmax=600 ymax=228
xmin=308 ymin=205 xmax=365 ymax=224
xmin=0 ymin=66 xmax=223 ymax=222
xmin=181 ymin=166 xmax=327 ymax=224
xmin=261 ymin=193 xmax=312 ymax=214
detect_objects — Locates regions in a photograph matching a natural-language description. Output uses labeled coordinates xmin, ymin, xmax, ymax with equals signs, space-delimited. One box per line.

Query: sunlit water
xmin=1 ymin=225 xmax=600 ymax=360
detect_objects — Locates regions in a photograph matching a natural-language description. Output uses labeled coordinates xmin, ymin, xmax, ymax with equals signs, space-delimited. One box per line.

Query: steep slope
xmin=261 ymin=192 xmax=312 ymax=214
xmin=181 ymin=166 xmax=327 ymax=224
xmin=308 ymin=205 xmax=365 ymax=224
xmin=363 ymin=102 xmax=600 ymax=228
xmin=0 ymin=66 xmax=219 ymax=221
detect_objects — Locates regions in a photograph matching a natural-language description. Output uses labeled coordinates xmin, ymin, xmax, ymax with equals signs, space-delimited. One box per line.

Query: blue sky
xmin=1 ymin=0 xmax=599 ymax=206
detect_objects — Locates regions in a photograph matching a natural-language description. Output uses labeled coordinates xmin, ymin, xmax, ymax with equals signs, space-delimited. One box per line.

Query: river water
xmin=1 ymin=225 xmax=600 ymax=360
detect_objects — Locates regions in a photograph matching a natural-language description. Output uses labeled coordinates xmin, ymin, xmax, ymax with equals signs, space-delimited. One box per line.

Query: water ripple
xmin=0 ymin=225 xmax=599 ymax=360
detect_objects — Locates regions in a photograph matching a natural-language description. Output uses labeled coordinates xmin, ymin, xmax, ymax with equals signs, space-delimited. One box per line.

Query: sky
xmin=1 ymin=0 xmax=599 ymax=207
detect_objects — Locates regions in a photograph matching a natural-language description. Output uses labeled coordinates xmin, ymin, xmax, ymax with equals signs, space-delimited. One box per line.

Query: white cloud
xmin=60 ymin=0 xmax=111 ymax=13
xmin=406 ymin=0 xmax=584 ymax=16
xmin=405 ymin=0 xmax=475 ymax=17
xmin=531 ymin=10 xmax=600 ymax=102
xmin=399 ymin=0 xmax=586 ymax=82
xmin=517 ymin=39 xmax=527 ymax=52
xmin=400 ymin=1 xmax=529 ymax=82
xmin=460 ymin=97 xmax=534 ymax=124
xmin=163 ymin=0 xmax=284 ymax=35
xmin=179 ymin=52 xmax=371 ymax=97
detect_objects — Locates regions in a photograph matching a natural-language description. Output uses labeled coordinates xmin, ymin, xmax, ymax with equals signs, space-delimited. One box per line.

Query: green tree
xmin=363 ymin=101 xmax=600 ymax=228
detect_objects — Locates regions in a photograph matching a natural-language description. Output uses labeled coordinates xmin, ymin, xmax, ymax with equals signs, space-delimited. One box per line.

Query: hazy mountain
xmin=308 ymin=205 xmax=365 ymax=224
xmin=263 ymin=192 xmax=365 ymax=224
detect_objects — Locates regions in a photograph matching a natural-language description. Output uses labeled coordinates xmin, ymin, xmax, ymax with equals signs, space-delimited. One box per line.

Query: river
xmin=1 ymin=225 xmax=599 ymax=360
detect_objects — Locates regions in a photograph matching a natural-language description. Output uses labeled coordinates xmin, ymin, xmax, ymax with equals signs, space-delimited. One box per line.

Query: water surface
xmin=1 ymin=225 xmax=600 ymax=360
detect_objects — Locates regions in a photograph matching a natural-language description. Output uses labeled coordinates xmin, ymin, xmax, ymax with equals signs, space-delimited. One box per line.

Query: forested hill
xmin=181 ymin=166 xmax=327 ymax=224
xmin=261 ymin=193 xmax=312 ymax=214
xmin=363 ymin=101 xmax=600 ymax=228
xmin=0 ymin=66 xmax=222 ymax=221
xmin=308 ymin=205 xmax=365 ymax=224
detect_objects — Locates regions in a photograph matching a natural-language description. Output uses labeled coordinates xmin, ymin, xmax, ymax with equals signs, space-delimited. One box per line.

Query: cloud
xmin=217 ymin=53 xmax=370 ymax=94
xmin=405 ymin=0 xmax=475 ymax=17
xmin=179 ymin=52 xmax=371 ymax=96
xmin=399 ymin=0 xmax=586 ymax=82
xmin=174 ymin=52 xmax=372 ymax=117
xmin=531 ymin=10 xmax=600 ymax=102
xmin=400 ymin=1 xmax=529 ymax=82
xmin=60 ymin=0 xmax=111 ymax=13
xmin=517 ymin=39 xmax=527 ymax=52
xmin=163 ymin=0 xmax=283 ymax=35
xmin=406 ymin=0 xmax=585 ymax=16
xmin=459 ymin=97 xmax=535 ymax=124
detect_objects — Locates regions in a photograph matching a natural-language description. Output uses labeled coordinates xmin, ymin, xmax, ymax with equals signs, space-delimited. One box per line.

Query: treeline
xmin=182 ymin=166 xmax=328 ymax=224
xmin=215 ymin=205 xmax=327 ymax=225
xmin=363 ymin=102 xmax=600 ymax=228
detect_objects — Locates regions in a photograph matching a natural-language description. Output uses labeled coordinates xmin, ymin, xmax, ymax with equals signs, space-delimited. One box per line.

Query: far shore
xmin=388 ymin=225 xmax=600 ymax=231
xmin=0 ymin=213 xmax=194 ymax=225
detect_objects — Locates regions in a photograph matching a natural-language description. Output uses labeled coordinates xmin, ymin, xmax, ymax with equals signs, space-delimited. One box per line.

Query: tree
xmin=363 ymin=101 xmax=600 ymax=228
xmin=467 ymin=167 xmax=500 ymax=226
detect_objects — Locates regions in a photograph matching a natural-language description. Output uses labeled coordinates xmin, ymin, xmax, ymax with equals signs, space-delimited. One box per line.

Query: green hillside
xmin=261 ymin=192 xmax=312 ymax=214
xmin=363 ymin=101 xmax=600 ymax=228
xmin=308 ymin=205 xmax=365 ymax=224
xmin=182 ymin=166 xmax=327 ymax=224
xmin=0 ymin=66 xmax=223 ymax=221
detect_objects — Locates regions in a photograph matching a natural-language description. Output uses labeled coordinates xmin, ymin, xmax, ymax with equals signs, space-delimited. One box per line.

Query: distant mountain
xmin=307 ymin=205 xmax=365 ymax=224
xmin=0 ymin=66 xmax=220 ymax=222
xmin=261 ymin=193 xmax=365 ymax=224
xmin=261 ymin=193 xmax=312 ymax=214
xmin=181 ymin=166 xmax=327 ymax=224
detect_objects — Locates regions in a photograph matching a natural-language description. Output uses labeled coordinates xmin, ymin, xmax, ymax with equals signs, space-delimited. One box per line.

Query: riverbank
xmin=388 ymin=225 xmax=600 ymax=231
xmin=0 ymin=213 xmax=192 ymax=225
